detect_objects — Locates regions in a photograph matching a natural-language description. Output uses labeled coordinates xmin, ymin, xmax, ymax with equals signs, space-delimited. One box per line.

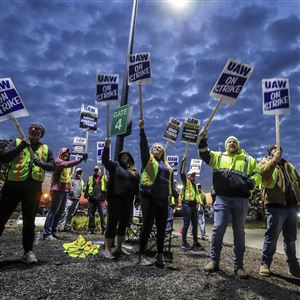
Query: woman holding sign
xmin=138 ymin=119 xmax=178 ymax=267
xmin=101 ymin=139 xmax=139 ymax=259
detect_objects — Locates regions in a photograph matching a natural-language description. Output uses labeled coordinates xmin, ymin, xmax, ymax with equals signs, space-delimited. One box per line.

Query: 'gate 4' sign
xmin=167 ymin=156 xmax=179 ymax=176
xmin=163 ymin=117 xmax=182 ymax=143
xmin=181 ymin=117 xmax=200 ymax=144
xmin=262 ymin=78 xmax=290 ymax=115
xmin=80 ymin=104 xmax=98 ymax=130
xmin=96 ymin=73 xmax=119 ymax=104
xmin=210 ymin=59 xmax=254 ymax=105
xmin=0 ymin=78 xmax=29 ymax=122
xmin=111 ymin=104 xmax=132 ymax=136
xmin=128 ymin=52 xmax=151 ymax=85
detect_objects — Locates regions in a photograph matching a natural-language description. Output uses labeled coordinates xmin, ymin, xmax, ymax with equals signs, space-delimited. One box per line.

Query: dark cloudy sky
xmin=1 ymin=0 xmax=299 ymax=191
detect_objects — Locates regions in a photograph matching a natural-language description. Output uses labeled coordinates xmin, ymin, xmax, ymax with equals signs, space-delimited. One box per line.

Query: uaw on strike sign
xmin=0 ymin=78 xmax=29 ymax=122
xmin=262 ymin=78 xmax=290 ymax=115
xmin=128 ymin=52 xmax=151 ymax=85
xmin=96 ymin=73 xmax=119 ymax=104
xmin=210 ymin=59 xmax=254 ymax=105
xmin=80 ymin=104 xmax=98 ymax=130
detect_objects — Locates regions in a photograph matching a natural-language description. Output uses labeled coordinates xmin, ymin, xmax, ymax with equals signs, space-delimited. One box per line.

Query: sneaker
xmin=201 ymin=235 xmax=209 ymax=241
xmin=43 ymin=234 xmax=56 ymax=241
xmin=21 ymin=251 xmax=38 ymax=264
xmin=259 ymin=263 xmax=270 ymax=277
xmin=235 ymin=267 xmax=249 ymax=279
xmin=139 ymin=255 xmax=152 ymax=266
xmin=289 ymin=264 xmax=300 ymax=279
xmin=156 ymin=253 xmax=165 ymax=268
xmin=52 ymin=233 xmax=60 ymax=239
xmin=102 ymin=250 xmax=115 ymax=260
xmin=112 ymin=248 xmax=130 ymax=258
xmin=204 ymin=261 xmax=220 ymax=273
xmin=192 ymin=242 xmax=204 ymax=251
xmin=181 ymin=242 xmax=192 ymax=251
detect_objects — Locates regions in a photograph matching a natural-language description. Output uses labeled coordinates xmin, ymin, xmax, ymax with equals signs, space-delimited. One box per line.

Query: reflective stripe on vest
xmin=60 ymin=168 xmax=72 ymax=184
xmin=7 ymin=138 xmax=48 ymax=182
xmin=140 ymin=153 xmax=173 ymax=195
xmin=184 ymin=179 xmax=202 ymax=203
xmin=88 ymin=175 xmax=107 ymax=194
xmin=217 ymin=153 xmax=249 ymax=176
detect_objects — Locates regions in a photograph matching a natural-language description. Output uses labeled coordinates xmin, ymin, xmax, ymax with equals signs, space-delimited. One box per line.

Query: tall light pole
xmin=114 ymin=0 xmax=139 ymax=160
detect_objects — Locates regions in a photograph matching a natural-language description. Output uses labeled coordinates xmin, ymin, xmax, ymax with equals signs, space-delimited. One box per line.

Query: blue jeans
xmin=211 ymin=195 xmax=248 ymax=267
xmin=88 ymin=199 xmax=106 ymax=232
xmin=261 ymin=206 xmax=298 ymax=267
xmin=166 ymin=205 xmax=174 ymax=233
xmin=182 ymin=201 xmax=198 ymax=244
xmin=198 ymin=210 xmax=206 ymax=238
xmin=43 ymin=191 xmax=68 ymax=236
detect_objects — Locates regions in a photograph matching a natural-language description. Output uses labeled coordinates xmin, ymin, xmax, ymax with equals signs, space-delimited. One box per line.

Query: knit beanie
xmin=29 ymin=122 xmax=45 ymax=138
xmin=225 ymin=136 xmax=240 ymax=151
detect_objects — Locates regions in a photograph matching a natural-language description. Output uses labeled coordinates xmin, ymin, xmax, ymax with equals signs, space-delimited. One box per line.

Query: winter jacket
xmin=102 ymin=146 xmax=139 ymax=200
xmin=4 ymin=139 xmax=55 ymax=190
xmin=199 ymin=138 xmax=261 ymax=198
xmin=51 ymin=148 xmax=81 ymax=192
xmin=0 ymin=138 xmax=28 ymax=163
xmin=68 ymin=176 xmax=85 ymax=200
xmin=259 ymin=157 xmax=300 ymax=207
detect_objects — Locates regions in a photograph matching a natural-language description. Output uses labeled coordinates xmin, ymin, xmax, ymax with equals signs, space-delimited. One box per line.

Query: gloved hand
xmin=33 ymin=157 xmax=43 ymax=167
xmin=21 ymin=139 xmax=31 ymax=147
xmin=80 ymin=153 xmax=88 ymax=162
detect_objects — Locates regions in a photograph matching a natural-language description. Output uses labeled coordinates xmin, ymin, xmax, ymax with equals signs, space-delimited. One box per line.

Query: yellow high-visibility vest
xmin=7 ymin=138 xmax=48 ymax=182
xmin=140 ymin=153 xmax=173 ymax=195
xmin=88 ymin=175 xmax=107 ymax=193
xmin=184 ymin=179 xmax=203 ymax=204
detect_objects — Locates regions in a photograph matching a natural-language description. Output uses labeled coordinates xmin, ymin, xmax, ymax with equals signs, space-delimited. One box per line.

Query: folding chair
xmin=125 ymin=206 xmax=143 ymax=243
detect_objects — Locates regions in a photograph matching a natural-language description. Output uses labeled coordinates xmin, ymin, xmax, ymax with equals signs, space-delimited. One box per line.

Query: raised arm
xmin=102 ymin=139 xmax=117 ymax=172
xmin=139 ymin=119 xmax=150 ymax=168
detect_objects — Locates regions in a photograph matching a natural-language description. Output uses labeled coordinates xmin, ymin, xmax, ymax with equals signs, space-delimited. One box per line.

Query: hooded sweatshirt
xmin=50 ymin=148 xmax=81 ymax=192
xmin=102 ymin=146 xmax=139 ymax=200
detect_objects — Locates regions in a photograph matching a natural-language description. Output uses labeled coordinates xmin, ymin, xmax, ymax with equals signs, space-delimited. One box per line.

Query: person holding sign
xmin=138 ymin=119 xmax=178 ymax=267
xmin=101 ymin=139 xmax=139 ymax=259
xmin=0 ymin=122 xmax=55 ymax=264
xmin=180 ymin=159 xmax=204 ymax=251
xmin=43 ymin=148 xmax=87 ymax=240
xmin=199 ymin=133 xmax=261 ymax=279
xmin=258 ymin=146 xmax=300 ymax=279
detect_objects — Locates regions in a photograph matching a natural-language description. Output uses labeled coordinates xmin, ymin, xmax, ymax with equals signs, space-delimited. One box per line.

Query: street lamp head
xmin=169 ymin=0 xmax=188 ymax=9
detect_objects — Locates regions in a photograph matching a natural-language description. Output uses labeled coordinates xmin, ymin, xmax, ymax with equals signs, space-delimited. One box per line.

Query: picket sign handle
xmin=182 ymin=142 xmax=190 ymax=171
xmin=139 ymin=82 xmax=143 ymax=120
xmin=85 ymin=128 xmax=89 ymax=154
xmin=197 ymin=97 xmax=223 ymax=144
xmin=164 ymin=140 xmax=169 ymax=152
xmin=275 ymin=114 xmax=280 ymax=150
xmin=10 ymin=117 xmax=35 ymax=160
xmin=106 ymin=103 xmax=110 ymax=139
xmin=72 ymin=155 xmax=78 ymax=175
